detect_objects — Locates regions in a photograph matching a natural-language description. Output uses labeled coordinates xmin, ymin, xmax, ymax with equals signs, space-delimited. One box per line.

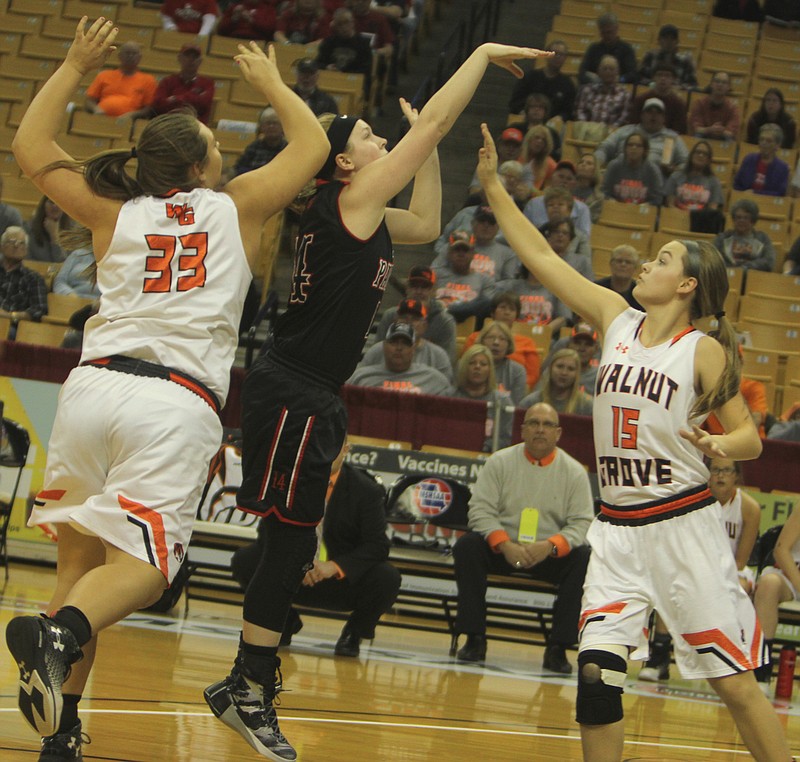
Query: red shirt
xmin=152 ymin=73 xmax=215 ymax=124
xmin=217 ymin=1 xmax=277 ymax=40
xmin=162 ymin=0 xmax=219 ymax=34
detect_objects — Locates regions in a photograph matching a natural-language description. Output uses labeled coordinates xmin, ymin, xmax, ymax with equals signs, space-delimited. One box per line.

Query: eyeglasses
xmin=709 ymin=467 xmax=736 ymax=476
xmin=522 ymin=420 xmax=560 ymax=429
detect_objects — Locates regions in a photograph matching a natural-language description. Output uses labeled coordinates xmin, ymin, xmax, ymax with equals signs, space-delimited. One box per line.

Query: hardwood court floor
xmin=1 ymin=563 xmax=798 ymax=761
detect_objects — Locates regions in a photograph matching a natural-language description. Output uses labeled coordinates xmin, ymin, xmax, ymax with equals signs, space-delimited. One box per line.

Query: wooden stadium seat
xmin=0 ymin=56 xmax=56 ymax=82
xmin=592 ymin=249 xmax=611 ymax=278
xmin=207 ymin=34 xmax=249 ymax=60
xmin=197 ymin=55 xmax=241 ymax=82
xmin=695 ymin=70 xmax=748 ymax=98
xmin=728 ymin=189 xmax=792 ymax=221
xmin=456 ymin=315 xmax=476 ymax=339
xmin=151 ymin=29 xmax=205 ymax=55
xmin=698 ymin=50 xmax=753 ymax=79
xmin=56 ymin=132 xmax=112 ymax=159
xmin=228 ymin=80 xmax=268 ymax=108
xmin=0 ymin=31 xmax=22 ymax=57
xmin=598 ymin=201 xmax=657 ymax=231
xmin=703 ymin=32 xmax=756 ymax=56
xmin=741 ymin=346 xmax=782 ymax=384
xmin=657 ymin=10 xmax=707 ymax=34
xmin=213 ymin=100 xmax=261 ymax=126
xmin=7 ymin=0 xmax=62 ymax=14
xmin=680 ymin=134 xmax=738 ymax=164
xmin=657 ymin=207 xmax=692 ymax=235
xmin=19 ymin=35 xmax=72 ymax=62
xmin=739 ymin=294 xmax=800 ymax=326
xmin=113 ymin=3 xmax=161 ymax=27
xmin=615 ymin=22 xmax=652 ymax=43
xmin=273 ymin=43 xmax=319 ymax=78
xmin=707 ymin=16 xmax=759 ymax=38
xmin=781 ymin=383 xmax=800 ymax=417
xmin=0 ymin=11 xmax=42 ymax=35
xmin=420 ymin=444 xmax=485 ymax=459
xmin=750 ymin=77 xmax=800 ymax=106
xmin=253 ymin=212 xmax=284 ymax=295
xmin=738 ymin=320 xmax=800 ymax=354
xmin=317 ymin=70 xmax=365 ymax=116
xmin=349 ymin=434 xmax=413 ymax=450
xmin=785 ymin=354 xmax=800 ymax=384
xmin=659 ymin=0 xmax=711 ymax=12
xmin=43 ymin=294 xmax=95 ymax=325
xmin=560 ymin=0 xmax=609 ymax=18
xmin=69 ymin=111 xmax=132 ymax=141
xmin=137 ymin=48 xmax=187 ymax=77
xmin=1 ymin=174 xmax=40 ymax=207
xmin=24 ymin=260 xmax=60 ymax=290
xmin=528 ymin=323 xmax=556 ymax=358
xmin=723 ymin=289 xmax=740 ymax=323
xmin=753 ymin=58 xmax=800 ymax=86
xmin=215 ymin=127 xmax=255 ymax=156
xmin=61 ymin=0 xmax=121 ymax=20
xmin=757 ymin=38 xmax=800 ymax=63
xmin=15 ymin=320 xmax=68 ymax=347
xmin=744 ymin=270 xmax=800 ymax=300
xmin=711 ymin=161 xmax=734 ymax=189
xmin=0 ymin=316 xmax=10 ymax=340
xmin=592 ymin=224 xmax=652 ymax=254
xmin=551 ymin=14 xmax=598 ymax=37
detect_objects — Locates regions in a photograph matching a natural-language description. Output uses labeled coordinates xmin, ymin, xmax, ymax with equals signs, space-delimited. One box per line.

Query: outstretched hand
xmin=67 ymin=17 xmax=118 ymax=76
xmin=476 ymin=123 xmax=498 ymax=186
xmin=399 ymin=97 xmax=419 ymax=126
xmin=234 ymin=42 xmax=281 ymax=91
xmin=482 ymin=43 xmax=553 ymax=79
xmin=679 ymin=424 xmax=729 ymax=459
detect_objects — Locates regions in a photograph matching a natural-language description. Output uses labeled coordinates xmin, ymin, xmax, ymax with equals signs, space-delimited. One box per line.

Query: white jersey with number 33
xmin=81 ymin=188 xmax=251 ymax=406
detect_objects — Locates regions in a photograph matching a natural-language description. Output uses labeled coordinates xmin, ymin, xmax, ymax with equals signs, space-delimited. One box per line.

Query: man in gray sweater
xmin=452 ymin=402 xmax=593 ymax=673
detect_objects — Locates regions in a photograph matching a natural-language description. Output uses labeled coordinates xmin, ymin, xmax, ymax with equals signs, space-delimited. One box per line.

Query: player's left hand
xmin=67 ymin=17 xmax=118 ymax=76
xmin=679 ymin=424 xmax=728 ymax=458
xmin=399 ymin=97 xmax=419 ymax=126
xmin=476 ymin=123 xmax=498 ymax=186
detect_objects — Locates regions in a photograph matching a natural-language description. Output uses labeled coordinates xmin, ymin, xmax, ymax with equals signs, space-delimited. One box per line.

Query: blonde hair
xmin=477 ymin=320 xmax=514 ymax=357
xmin=521 ymin=125 xmax=554 ymax=163
xmin=541 ymin=347 xmax=584 ymax=413
xmin=456 ymin=345 xmax=497 ymax=393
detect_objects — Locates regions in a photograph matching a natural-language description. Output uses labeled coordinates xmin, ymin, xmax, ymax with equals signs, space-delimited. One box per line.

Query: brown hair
xmin=541 ymin=347 xmax=584 ymax=413
xmin=680 ymin=239 xmax=741 ymax=418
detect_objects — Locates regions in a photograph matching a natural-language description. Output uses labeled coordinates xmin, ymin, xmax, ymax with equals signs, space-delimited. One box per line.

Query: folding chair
xmin=0 ymin=418 xmax=30 ymax=580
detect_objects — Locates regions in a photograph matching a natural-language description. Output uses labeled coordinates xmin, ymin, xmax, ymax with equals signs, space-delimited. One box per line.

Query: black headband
xmin=317 ymin=115 xmax=359 ymax=180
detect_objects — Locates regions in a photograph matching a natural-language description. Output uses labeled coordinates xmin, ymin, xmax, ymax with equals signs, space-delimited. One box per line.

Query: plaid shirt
xmin=0 ymin=264 xmax=48 ymax=320
xmin=575 ymin=83 xmax=631 ymax=128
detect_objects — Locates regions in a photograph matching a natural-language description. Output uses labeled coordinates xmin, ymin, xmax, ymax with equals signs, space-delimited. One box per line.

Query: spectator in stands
xmin=369 ymin=0 xmax=408 ymax=89
xmin=273 ymin=0 xmax=327 ymax=44
xmin=595 ymin=244 xmax=642 ymax=310
xmin=347 ymin=0 xmax=394 ymax=97
xmin=361 ymin=298 xmax=452 ymax=382
xmin=637 ymin=24 xmax=697 ymax=90
xmin=161 ymin=0 xmax=219 ymax=35
xmin=663 ymin=140 xmax=724 ymax=211
xmin=574 ymin=56 xmax=630 ymax=129
xmin=689 ymin=71 xmax=740 ymax=141
xmin=734 ymin=124 xmax=790 ymax=197
xmin=434 ymin=231 xmax=495 ymax=323
xmin=475 ymin=321 xmax=527 ymax=403
xmin=151 ymin=45 xmax=215 ymax=126
xmin=25 ymin=196 xmax=72 ymax=263
xmin=627 ymin=61 xmax=687 ymax=135
xmin=595 ymin=97 xmax=688 ymax=175
xmin=466 ymin=128 xmax=524 ymax=201
xmin=602 ymin=131 xmax=664 ymax=205
xmin=509 ymin=40 xmax=576 ymax=122
xmin=231 ymin=439 xmax=401 ymax=657
xmin=0 ymin=176 xmax=23 ymax=238
xmin=232 ymin=107 xmax=287 ymax=177
xmin=462 ymin=292 xmax=541 ymax=391
xmin=578 ymin=13 xmax=637 ymax=85
xmin=540 ymin=217 xmax=593 ymax=281
xmin=767 ymin=402 xmax=800 ymax=441
xmin=218 ymin=0 xmax=278 ymax=41
xmin=523 ymin=163 xmax=592 ymax=236
xmin=539 ymin=188 xmax=592 ymax=262
xmin=712 ymin=0 xmax=764 ymax=22
xmin=52 ymin=246 xmax=100 ymax=299
xmin=497 ymin=263 xmax=571 ymax=330
xmin=753 ymin=504 xmax=800 ymax=692
xmin=519 ymin=126 xmax=557 ymax=191
xmin=713 ymin=198 xmax=777 ymax=271
xmin=491 ymin=160 xmax=533 ymax=211
xmin=452 ymin=402 xmax=592 ymax=671
xmin=375 ymin=266 xmax=456 ymax=362
xmin=316 ymin=7 xmax=373 ymax=96
xmin=291 ymin=58 xmax=339 ymax=116
xmin=0 ymin=226 xmax=48 ymax=327
xmin=510 ymin=94 xmax=562 ymax=159
xmin=573 ymin=153 xmax=604 ymax=224
xmin=433 ymin=207 xmax=518 ymax=282
xmin=348 ymin=321 xmax=453 ymax=395
xmin=746 ymin=88 xmax=797 ymax=150
xmin=452 ymin=344 xmax=513 ymax=452
xmin=519 ymin=348 xmax=594 ymax=415
xmin=84 ymin=41 xmax=157 ymax=120
xmin=540 ymin=321 xmax=601 ymax=394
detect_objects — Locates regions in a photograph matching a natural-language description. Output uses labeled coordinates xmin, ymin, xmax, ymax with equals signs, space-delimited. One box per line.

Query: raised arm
xmin=476 ymin=123 xmax=627 ymax=334
xmin=223 ymin=43 xmax=328 ymax=266
xmin=11 ymin=17 xmax=122 ymax=232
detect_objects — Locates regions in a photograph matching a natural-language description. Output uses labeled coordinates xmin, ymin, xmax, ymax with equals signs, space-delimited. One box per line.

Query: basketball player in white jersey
xmin=754 ymin=496 xmax=800 ymax=690
xmin=476 ymin=123 xmax=793 ymax=761
xmin=4 ymin=18 xmax=327 ymax=760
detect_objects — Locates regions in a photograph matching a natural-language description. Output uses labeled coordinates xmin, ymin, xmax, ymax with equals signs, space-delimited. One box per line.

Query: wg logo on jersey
xmin=411 ymin=479 xmax=453 ymax=518
xmin=173 ymin=543 xmax=185 ymax=563
xmin=166 ymin=202 xmax=195 ymax=226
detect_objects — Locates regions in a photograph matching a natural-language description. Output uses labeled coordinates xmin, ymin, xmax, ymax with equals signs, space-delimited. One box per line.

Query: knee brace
xmin=576 ymin=649 xmax=627 ymax=726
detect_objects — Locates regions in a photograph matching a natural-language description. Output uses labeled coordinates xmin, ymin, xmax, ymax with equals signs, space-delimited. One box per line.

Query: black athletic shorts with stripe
xmin=236 ymin=352 xmax=347 ymax=526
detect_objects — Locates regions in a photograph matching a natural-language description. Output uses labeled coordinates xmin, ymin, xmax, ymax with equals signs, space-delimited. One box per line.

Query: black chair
xmin=0 ymin=418 xmax=30 ymax=581
xmin=754 ymin=524 xmax=784 ymax=576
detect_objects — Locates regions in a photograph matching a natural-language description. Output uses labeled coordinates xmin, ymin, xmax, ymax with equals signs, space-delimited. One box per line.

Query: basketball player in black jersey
xmin=204 ymin=43 xmax=550 ymax=760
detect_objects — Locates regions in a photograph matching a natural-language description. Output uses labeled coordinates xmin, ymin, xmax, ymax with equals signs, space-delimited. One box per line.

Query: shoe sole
xmin=638 ymin=668 xmax=669 ymax=682
xmin=6 ymin=617 xmax=62 ymax=737
xmin=203 ymin=680 xmax=296 ymax=762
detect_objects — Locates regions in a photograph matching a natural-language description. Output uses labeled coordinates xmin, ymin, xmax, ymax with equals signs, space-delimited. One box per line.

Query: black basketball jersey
xmin=271 ymin=180 xmax=393 ymax=387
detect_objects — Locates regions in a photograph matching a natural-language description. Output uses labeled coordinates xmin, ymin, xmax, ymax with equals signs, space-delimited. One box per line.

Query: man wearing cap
xmin=508 ymin=40 xmax=577 ymax=122
xmin=151 ymin=45 xmax=215 ymax=125
xmin=232 ymin=107 xmax=288 ymax=177
xmin=161 ymin=0 xmax=218 ymax=35
xmin=595 ymin=98 xmax=688 ymax=174
xmin=374 ymin=267 xmax=457 ymax=362
xmin=361 ymin=298 xmax=453 ymax=381
xmin=688 ymin=71 xmax=740 ymax=141
xmin=452 ymin=402 xmax=593 ymax=673
xmin=521 ymin=162 xmax=592 ymax=237
xmin=85 ymin=41 xmax=157 ymax=120
xmin=218 ymin=0 xmax=278 ymax=41
xmin=291 ymin=58 xmax=339 ymax=116
xmin=578 ymin=13 xmax=638 ymax=85
xmin=433 ymin=231 xmax=495 ymax=323
xmin=348 ymin=322 xmax=452 ymax=395
xmin=574 ymin=55 xmax=630 ymax=129
xmin=638 ymin=25 xmax=697 ymax=90
xmin=627 ymin=61 xmax=687 ymax=135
